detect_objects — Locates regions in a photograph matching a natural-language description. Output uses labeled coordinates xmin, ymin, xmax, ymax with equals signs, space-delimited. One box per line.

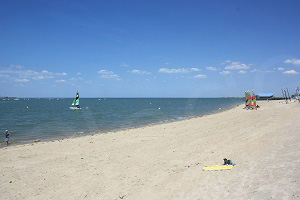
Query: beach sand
xmin=1 ymin=100 xmax=300 ymax=200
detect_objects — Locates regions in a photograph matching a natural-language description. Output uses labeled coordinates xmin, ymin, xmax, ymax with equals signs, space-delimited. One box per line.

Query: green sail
xmin=71 ymin=91 xmax=80 ymax=106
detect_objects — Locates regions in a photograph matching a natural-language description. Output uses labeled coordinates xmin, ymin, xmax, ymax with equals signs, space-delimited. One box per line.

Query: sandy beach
xmin=1 ymin=100 xmax=300 ymax=200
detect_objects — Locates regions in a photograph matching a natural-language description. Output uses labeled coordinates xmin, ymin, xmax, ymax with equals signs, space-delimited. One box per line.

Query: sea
xmin=0 ymin=98 xmax=243 ymax=147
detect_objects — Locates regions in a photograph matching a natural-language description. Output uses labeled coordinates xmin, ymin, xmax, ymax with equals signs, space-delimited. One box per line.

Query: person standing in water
xmin=5 ymin=130 xmax=11 ymax=145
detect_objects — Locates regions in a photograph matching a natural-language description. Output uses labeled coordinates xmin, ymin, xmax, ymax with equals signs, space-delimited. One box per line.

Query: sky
xmin=0 ymin=0 xmax=300 ymax=98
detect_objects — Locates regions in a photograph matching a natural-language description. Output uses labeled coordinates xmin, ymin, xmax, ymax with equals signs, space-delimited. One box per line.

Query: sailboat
xmin=69 ymin=91 xmax=81 ymax=110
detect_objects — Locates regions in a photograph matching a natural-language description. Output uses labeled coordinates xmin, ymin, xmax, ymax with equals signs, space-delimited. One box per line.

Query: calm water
xmin=0 ymin=98 xmax=243 ymax=147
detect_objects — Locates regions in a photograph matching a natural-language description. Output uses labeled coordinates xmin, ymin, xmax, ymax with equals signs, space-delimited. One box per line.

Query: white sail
xmin=75 ymin=99 xmax=79 ymax=106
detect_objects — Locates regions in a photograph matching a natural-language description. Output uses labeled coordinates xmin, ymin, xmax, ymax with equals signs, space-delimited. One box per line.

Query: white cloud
xmin=158 ymin=68 xmax=200 ymax=73
xmin=221 ymin=60 xmax=232 ymax=65
xmin=41 ymin=70 xmax=67 ymax=76
xmin=0 ymin=74 xmax=10 ymax=77
xmin=15 ymin=78 xmax=29 ymax=82
xmin=0 ymin=66 xmax=67 ymax=81
xmin=120 ymin=63 xmax=129 ymax=67
xmin=206 ymin=66 xmax=217 ymax=71
xmin=193 ymin=74 xmax=207 ymax=78
xmin=10 ymin=64 xmax=24 ymax=69
xmin=98 ymin=70 xmax=114 ymax=75
xmin=250 ymin=69 xmax=275 ymax=73
xmin=32 ymin=76 xmax=54 ymax=80
xmin=66 ymin=77 xmax=83 ymax=82
xmin=56 ymin=80 xmax=66 ymax=83
xmin=219 ymin=71 xmax=230 ymax=75
xmin=97 ymin=69 xmax=120 ymax=80
xmin=19 ymin=70 xmax=39 ymax=78
xmin=101 ymin=74 xmax=121 ymax=80
xmin=283 ymin=70 xmax=299 ymax=75
xmin=238 ymin=70 xmax=247 ymax=74
xmin=130 ymin=70 xmax=151 ymax=74
xmin=277 ymin=67 xmax=285 ymax=71
xmin=284 ymin=59 xmax=300 ymax=65
xmin=190 ymin=68 xmax=201 ymax=72
xmin=76 ymin=72 xmax=82 ymax=76
xmin=224 ymin=61 xmax=252 ymax=70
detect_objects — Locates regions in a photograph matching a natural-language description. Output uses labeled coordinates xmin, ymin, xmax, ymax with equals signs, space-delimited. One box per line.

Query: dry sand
xmin=1 ymin=100 xmax=300 ymax=200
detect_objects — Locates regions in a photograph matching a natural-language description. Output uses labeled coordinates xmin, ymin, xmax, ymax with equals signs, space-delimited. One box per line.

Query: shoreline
xmin=1 ymin=101 xmax=242 ymax=149
xmin=1 ymin=100 xmax=299 ymax=199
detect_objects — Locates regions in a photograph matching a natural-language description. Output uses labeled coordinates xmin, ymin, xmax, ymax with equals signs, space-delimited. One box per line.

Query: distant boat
xmin=69 ymin=91 xmax=81 ymax=110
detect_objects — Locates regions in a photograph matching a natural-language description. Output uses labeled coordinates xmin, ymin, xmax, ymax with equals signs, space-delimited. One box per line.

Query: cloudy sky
xmin=0 ymin=0 xmax=300 ymax=97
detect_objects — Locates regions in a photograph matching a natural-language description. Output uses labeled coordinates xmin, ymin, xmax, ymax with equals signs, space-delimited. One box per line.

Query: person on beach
xmin=5 ymin=130 xmax=11 ymax=145
xmin=245 ymin=99 xmax=248 ymax=107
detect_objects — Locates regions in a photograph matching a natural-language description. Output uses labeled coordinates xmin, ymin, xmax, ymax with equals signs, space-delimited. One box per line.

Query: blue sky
xmin=0 ymin=0 xmax=300 ymax=97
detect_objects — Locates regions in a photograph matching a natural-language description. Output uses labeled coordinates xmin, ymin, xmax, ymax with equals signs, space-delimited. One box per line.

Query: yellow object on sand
xmin=203 ymin=165 xmax=234 ymax=171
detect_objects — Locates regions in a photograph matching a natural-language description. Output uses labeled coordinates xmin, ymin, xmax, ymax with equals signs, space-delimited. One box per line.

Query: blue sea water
xmin=0 ymin=98 xmax=243 ymax=147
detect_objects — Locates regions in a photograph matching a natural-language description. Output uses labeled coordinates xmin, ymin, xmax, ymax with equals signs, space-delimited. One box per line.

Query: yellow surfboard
xmin=203 ymin=165 xmax=234 ymax=171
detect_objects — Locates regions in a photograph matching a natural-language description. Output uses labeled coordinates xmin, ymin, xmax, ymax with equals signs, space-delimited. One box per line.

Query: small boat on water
xmin=69 ymin=91 xmax=81 ymax=110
